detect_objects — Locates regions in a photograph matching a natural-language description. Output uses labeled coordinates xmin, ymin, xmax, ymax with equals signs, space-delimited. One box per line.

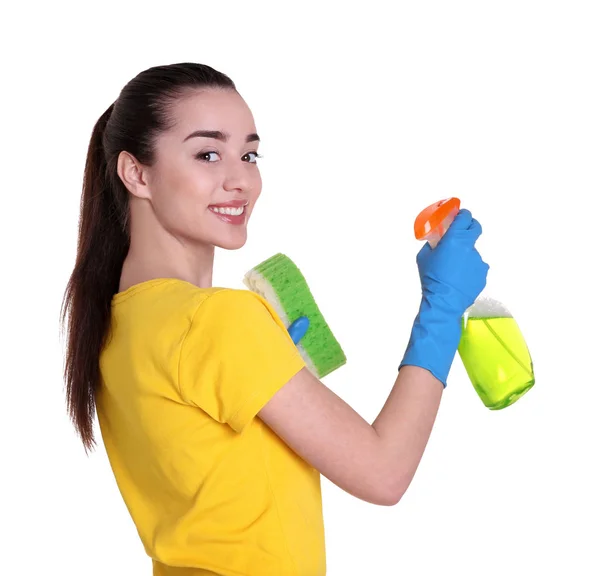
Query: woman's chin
xmin=216 ymin=233 xmax=248 ymax=251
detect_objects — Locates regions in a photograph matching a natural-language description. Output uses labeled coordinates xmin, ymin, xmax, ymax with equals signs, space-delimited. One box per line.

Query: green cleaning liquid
xmin=457 ymin=297 xmax=535 ymax=410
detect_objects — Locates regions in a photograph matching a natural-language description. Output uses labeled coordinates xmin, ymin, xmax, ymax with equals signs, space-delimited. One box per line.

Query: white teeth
xmin=210 ymin=206 xmax=245 ymax=216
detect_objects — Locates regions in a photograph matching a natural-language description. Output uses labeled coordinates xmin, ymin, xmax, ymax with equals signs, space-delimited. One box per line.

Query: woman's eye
xmin=196 ymin=151 xmax=220 ymax=162
xmin=243 ymin=151 xmax=262 ymax=163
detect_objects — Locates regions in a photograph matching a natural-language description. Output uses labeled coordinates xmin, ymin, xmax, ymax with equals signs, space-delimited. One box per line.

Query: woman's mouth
xmin=210 ymin=205 xmax=245 ymax=216
xmin=208 ymin=202 xmax=248 ymax=226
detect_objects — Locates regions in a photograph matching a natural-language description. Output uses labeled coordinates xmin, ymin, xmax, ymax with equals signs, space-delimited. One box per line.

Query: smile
xmin=208 ymin=202 xmax=249 ymax=226
xmin=209 ymin=205 xmax=246 ymax=216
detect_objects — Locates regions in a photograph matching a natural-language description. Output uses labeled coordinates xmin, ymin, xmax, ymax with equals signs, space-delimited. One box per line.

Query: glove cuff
xmin=398 ymin=296 xmax=463 ymax=387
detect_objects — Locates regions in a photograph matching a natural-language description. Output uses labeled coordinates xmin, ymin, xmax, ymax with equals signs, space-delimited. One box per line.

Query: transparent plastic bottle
xmin=413 ymin=198 xmax=535 ymax=409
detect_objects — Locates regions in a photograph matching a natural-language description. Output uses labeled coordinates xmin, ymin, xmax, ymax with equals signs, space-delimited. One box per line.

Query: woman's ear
xmin=117 ymin=151 xmax=151 ymax=200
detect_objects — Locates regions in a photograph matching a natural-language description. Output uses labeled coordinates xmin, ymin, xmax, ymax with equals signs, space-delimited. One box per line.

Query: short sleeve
xmin=178 ymin=289 xmax=306 ymax=433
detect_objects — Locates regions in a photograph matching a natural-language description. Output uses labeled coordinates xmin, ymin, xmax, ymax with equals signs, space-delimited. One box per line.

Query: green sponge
xmin=243 ymin=253 xmax=346 ymax=378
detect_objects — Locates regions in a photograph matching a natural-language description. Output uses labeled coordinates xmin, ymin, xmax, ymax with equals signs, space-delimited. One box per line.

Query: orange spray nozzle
xmin=414 ymin=197 xmax=461 ymax=248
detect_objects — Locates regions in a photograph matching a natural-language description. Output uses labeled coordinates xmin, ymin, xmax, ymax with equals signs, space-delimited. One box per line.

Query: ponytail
xmin=61 ymin=103 xmax=130 ymax=452
xmin=62 ymin=63 xmax=238 ymax=451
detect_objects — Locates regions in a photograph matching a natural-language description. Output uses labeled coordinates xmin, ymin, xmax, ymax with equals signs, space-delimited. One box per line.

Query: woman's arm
xmin=259 ymin=208 xmax=489 ymax=506
xmin=259 ymin=364 xmax=442 ymax=506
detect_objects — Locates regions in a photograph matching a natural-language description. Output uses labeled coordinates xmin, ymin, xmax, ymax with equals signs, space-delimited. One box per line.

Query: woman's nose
xmin=222 ymin=160 xmax=252 ymax=192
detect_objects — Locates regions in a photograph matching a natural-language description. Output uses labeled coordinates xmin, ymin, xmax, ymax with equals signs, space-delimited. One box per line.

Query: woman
xmin=62 ymin=62 xmax=488 ymax=576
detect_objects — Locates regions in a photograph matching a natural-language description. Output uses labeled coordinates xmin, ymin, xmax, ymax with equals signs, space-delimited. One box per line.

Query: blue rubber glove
xmin=399 ymin=209 xmax=489 ymax=387
xmin=288 ymin=316 xmax=310 ymax=345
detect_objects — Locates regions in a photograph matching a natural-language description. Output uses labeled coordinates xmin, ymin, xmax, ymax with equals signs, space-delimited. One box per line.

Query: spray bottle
xmin=414 ymin=197 xmax=535 ymax=409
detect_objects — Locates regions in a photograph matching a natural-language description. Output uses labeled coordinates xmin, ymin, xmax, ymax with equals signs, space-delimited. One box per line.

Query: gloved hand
xmin=399 ymin=209 xmax=489 ymax=387
xmin=288 ymin=316 xmax=310 ymax=345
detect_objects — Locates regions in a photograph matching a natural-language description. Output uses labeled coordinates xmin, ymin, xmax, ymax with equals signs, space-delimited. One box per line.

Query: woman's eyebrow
xmin=183 ymin=130 xmax=260 ymax=143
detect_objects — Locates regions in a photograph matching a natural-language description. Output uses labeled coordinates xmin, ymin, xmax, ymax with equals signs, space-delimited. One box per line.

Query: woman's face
xmin=144 ymin=88 xmax=262 ymax=251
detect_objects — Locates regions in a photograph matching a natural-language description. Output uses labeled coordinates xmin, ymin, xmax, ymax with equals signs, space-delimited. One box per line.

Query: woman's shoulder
xmin=111 ymin=278 xmax=274 ymax=326
xmin=112 ymin=278 xmax=244 ymax=308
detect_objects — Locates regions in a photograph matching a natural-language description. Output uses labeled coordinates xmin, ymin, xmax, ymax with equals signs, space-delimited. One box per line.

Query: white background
xmin=1 ymin=1 xmax=599 ymax=574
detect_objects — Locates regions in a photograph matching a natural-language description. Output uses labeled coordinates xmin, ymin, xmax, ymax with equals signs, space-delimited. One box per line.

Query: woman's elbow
xmin=377 ymin=486 xmax=406 ymax=506
xmin=374 ymin=468 xmax=413 ymax=506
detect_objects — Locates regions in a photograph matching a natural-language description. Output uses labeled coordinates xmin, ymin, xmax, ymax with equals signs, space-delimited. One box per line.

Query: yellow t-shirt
xmin=97 ymin=278 xmax=326 ymax=576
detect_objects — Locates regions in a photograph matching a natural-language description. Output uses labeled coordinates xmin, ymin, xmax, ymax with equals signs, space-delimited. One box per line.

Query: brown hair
xmin=61 ymin=63 xmax=236 ymax=452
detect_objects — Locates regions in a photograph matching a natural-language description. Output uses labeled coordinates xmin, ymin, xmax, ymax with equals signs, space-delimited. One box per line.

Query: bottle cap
xmin=414 ymin=197 xmax=461 ymax=247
